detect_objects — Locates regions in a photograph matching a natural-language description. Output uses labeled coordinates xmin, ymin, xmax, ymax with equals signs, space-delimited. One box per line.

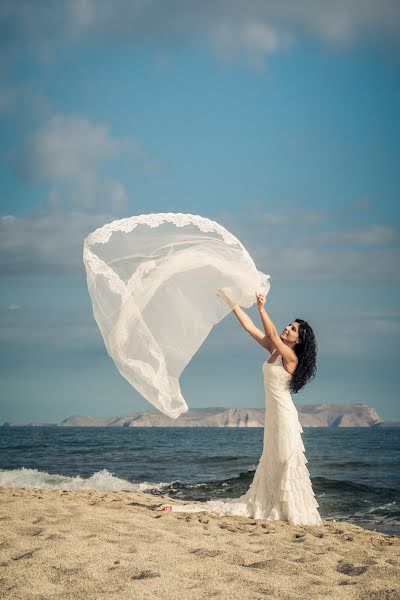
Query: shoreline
xmin=1 ymin=486 xmax=400 ymax=599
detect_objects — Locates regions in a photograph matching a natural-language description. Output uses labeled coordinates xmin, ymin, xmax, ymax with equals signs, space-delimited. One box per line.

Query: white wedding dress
xmin=162 ymin=353 xmax=322 ymax=526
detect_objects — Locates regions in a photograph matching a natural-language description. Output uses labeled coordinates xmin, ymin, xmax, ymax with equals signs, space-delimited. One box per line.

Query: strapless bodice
xmin=263 ymin=354 xmax=292 ymax=378
xmin=262 ymin=354 xmax=292 ymax=401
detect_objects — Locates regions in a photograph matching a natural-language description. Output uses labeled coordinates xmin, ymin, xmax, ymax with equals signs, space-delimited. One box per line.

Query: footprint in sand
xmin=336 ymin=561 xmax=369 ymax=576
xmin=244 ymin=558 xmax=303 ymax=576
xmin=293 ymin=532 xmax=307 ymax=541
xmin=49 ymin=566 xmax=82 ymax=584
xmin=45 ymin=533 xmax=65 ymax=541
xmin=20 ymin=527 xmax=45 ymax=537
xmin=244 ymin=560 xmax=280 ymax=570
xmin=189 ymin=548 xmax=223 ymax=558
xmin=12 ymin=549 xmax=41 ymax=561
xmin=218 ymin=523 xmax=237 ymax=533
xmin=131 ymin=570 xmax=160 ymax=580
xmin=0 ymin=541 xmax=11 ymax=550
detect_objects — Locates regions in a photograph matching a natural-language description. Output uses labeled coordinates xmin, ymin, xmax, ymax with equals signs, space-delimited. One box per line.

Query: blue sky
xmin=0 ymin=2 xmax=399 ymax=423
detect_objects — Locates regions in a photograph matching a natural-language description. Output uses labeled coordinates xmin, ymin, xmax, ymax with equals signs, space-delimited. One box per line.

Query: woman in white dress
xmin=159 ymin=291 xmax=322 ymax=526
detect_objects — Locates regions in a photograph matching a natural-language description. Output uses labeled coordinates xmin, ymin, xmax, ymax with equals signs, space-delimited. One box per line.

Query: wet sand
xmin=1 ymin=486 xmax=399 ymax=599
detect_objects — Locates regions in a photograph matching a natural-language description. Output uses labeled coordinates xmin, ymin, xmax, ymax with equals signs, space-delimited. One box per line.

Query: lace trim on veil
xmin=83 ymin=212 xmax=256 ymax=298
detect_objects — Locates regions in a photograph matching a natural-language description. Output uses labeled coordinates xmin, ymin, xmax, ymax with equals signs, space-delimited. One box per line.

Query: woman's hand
xmin=256 ymin=292 xmax=266 ymax=311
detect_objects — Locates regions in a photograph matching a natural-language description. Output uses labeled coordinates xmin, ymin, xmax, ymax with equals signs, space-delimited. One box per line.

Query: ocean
xmin=1 ymin=426 xmax=399 ymax=535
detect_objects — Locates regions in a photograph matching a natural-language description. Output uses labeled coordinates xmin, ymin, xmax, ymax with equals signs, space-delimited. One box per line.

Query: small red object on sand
xmin=159 ymin=504 xmax=173 ymax=511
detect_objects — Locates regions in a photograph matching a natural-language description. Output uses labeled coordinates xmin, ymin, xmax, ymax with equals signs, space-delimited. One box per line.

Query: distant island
xmin=2 ymin=403 xmax=399 ymax=427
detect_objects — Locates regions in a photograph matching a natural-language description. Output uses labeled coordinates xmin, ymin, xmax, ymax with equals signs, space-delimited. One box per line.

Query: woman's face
xmin=281 ymin=321 xmax=300 ymax=345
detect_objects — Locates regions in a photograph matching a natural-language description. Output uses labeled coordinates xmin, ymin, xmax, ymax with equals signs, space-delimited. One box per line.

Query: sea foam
xmin=0 ymin=467 xmax=167 ymax=492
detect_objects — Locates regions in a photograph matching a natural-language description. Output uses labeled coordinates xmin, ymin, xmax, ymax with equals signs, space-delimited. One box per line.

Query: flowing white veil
xmin=83 ymin=212 xmax=270 ymax=418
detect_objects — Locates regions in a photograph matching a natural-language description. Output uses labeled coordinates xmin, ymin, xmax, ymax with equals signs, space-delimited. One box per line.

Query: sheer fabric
xmin=83 ymin=212 xmax=270 ymax=418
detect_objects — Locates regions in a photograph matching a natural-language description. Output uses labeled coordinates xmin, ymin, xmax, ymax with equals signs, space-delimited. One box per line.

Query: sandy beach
xmin=1 ymin=487 xmax=399 ymax=600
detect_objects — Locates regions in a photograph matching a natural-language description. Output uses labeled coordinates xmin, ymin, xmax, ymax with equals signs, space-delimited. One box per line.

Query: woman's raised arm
xmin=233 ymin=306 xmax=274 ymax=352
xmin=216 ymin=289 xmax=273 ymax=352
xmin=256 ymin=293 xmax=297 ymax=364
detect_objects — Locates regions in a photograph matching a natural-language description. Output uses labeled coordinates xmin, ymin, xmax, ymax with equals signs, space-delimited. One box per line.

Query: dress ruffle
xmin=277 ymin=427 xmax=322 ymax=525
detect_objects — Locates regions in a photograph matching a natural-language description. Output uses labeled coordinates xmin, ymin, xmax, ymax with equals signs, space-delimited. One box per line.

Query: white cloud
xmin=220 ymin=206 xmax=400 ymax=281
xmin=0 ymin=209 xmax=113 ymax=276
xmin=211 ymin=21 xmax=283 ymax=69
xmin=47 ymin=1 xmax=400 ymax=48
xmin=8 ymin=114 xmax=154 ymax=212
xmin=44 ymin=177 xmax=129 ymax=213
xmin=1 ymin=1 xmax=399 ymax=71
xmin=251 ymin=206 xmax=329 ymax=226
xmin=315 ymin=308 xmax=400 ymax=358
xmin=262 ymin=240 xmax=400 ymax=281
xmin=303 ymin=225 xmax=399 ymax=246
xmin=7 ymin=304 xmax=21 ymax=310
xmin=0 ymin=305 xmax=102 ymax=351
xmin=10 ymin=114 xmax=137 ymax=183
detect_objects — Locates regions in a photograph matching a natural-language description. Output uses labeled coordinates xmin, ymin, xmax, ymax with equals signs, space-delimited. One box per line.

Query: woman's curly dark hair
xmin=289 ymin=319 xmax=318 ymax=394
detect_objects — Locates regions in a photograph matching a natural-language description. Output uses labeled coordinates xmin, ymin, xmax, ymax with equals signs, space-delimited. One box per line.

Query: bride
xmin=159 ymin=289 xmax=322 ymax=526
